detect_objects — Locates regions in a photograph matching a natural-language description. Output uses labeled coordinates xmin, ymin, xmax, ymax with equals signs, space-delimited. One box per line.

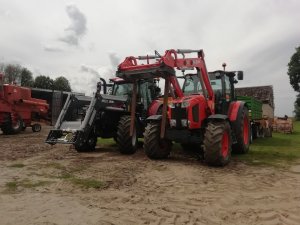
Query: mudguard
xmin=228 ymin=101 xmax=248 ymax=122
xmin=147 ymin=100 xmax=162 ymax=116
xmin=146 ymin=115 xmax=162 ymax=121
xmin=208 ymin=114 xmax=228 ymax=121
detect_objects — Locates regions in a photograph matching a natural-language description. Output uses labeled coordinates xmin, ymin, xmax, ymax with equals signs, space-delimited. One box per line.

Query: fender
xmin=147 ymin=100 xmax=162 ymax=116
xmin=146 ymin=115 xmax=162 ymax=121
xmin=208 ymin=114 xmax=228 ymax=121
xmin=228 ymin=101 xmax=247 ymax=122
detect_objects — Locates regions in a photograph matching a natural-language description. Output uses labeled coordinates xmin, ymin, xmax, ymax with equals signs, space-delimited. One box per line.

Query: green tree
xmin=295 ymin=94 xmax=300 ymax=121
xmin=288 ymin=46 xmax=300 ymax=120
xmin=4 ymin=64 xmax=22 ymax=83
xmin=288 ymin=46 xmax=300 ymax=92
xmin=53 ymin=76 xmax=71 ymax=92
xmin=34 ymin=75 xmax=54 ymax=89
xmin=20 ymin=68 xmax=34 ymax=87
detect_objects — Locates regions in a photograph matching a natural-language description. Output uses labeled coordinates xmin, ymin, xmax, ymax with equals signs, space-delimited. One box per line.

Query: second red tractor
xmin=116 ymin=49 xmax=250 ymax=166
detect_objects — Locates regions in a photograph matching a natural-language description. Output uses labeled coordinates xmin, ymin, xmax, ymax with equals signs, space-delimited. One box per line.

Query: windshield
xmin=209 ymin=73 xmax=222 ymax=90
xmin=113 ymin=83 xmax=132 ymax=96
xmin=182 ymin=75 xmax=202 ymax=95
xmin=209 ymin=72 xmax=231 ymax=94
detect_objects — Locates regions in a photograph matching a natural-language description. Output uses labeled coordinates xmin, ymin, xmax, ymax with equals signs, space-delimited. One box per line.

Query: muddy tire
xmin=1 ymin=116 xmax=23 ymax=135
xmin=203 ymin=121 xmax=232 ymax=166
xmin=232 ymin=106 xmax=250 ymax=154
xmin=144 ymin=122 xmax=171 ymax=159
xmin=116 ymin=115 xmax=138 ymax=154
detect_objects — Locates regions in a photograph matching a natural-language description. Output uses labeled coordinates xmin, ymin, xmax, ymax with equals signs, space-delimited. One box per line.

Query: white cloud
xmin=59 ymin=4 xmax=87 ymax=46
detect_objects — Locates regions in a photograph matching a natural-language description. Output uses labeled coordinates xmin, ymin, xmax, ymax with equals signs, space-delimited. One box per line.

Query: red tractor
xmin=0 ymin=73 xmax=49 ymax=134
xmin=116 ymin=49 xmax=250 ymax=166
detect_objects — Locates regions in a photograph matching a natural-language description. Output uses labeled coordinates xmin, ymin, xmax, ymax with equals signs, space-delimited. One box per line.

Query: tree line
xmin=0 ymin=63 xmax=71 ymax=92
xmin=288 ymin=46 xmax=300 ymax=120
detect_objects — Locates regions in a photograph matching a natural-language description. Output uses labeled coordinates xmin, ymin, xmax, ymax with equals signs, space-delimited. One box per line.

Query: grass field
xmin=236 ymin=121 xmax=300 ymax=167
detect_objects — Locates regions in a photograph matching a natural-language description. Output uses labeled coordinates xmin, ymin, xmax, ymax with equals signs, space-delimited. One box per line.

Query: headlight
xmin=170 ymin=119 xmax=176 ymax=127
xmin=181 ymin=119 xmax=187 ymax=127
xmin=181 ymin=101 xmax=190 ymax=108
xmin=181 ymin=119 xmax=190 ymax=127
xmin=168 ymin=102 xmax=175 ymax=108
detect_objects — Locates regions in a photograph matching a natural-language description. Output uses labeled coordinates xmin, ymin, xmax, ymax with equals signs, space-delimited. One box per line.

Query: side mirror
xmin=237 ymin=71 xmax=244 ymax=80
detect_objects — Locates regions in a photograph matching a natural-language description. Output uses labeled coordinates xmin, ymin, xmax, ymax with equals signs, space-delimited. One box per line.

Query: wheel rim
xmin=221 ymin=131 xmax=229 ymax=158
xmin=243 ymin=117 xmax=249 ymax=145
xmin=12 ymin=119 xmax=21 ymax=130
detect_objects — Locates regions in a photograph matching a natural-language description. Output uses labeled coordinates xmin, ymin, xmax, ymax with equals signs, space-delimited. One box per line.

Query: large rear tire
xmin=204 ymin=121 xmax=232 ymax=166
xmin=144 ymin=121 xmax=171 ymax=159
xmin=232 ymin=106 xmax=250 ymax=154
xmin=116 ymin=115 xmax=138 ymax=154
xmin=1 ymin=116 xmax=23 ymax=135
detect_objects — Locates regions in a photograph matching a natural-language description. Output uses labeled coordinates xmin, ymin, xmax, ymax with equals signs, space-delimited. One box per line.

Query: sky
xmin=0 ymin=0 xmax=299 ymax=116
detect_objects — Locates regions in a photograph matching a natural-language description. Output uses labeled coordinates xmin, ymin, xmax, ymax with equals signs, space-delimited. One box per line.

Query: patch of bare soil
xmin=0 ymin=127 xmax=300 ymax=225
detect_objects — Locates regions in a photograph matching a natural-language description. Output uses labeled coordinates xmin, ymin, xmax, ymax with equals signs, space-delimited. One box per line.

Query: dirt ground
xmin=0 ymin=126 xmax=300 ymax=225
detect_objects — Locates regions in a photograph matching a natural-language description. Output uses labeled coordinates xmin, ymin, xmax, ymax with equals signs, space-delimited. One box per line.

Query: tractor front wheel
xmin=144 ymin=122 xmax=171 ymax=159
xmin=203 ymin=121 xmax=232 ymax=166
xmin=32 ymin=123 xmax=41 ymax=132
xmin=116 ymin=115 xmax=138 ymax=154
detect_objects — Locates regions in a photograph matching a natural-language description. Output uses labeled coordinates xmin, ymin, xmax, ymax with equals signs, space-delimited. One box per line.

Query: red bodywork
xmin=0 ymin=73 xmax=49 ymax=128
xmin=118 ymin=49 xmax=215 ymax=130
xmin=228 ymin=101 xmax=242 ymax=122
xmin=147 ymin=100 xmax=162 ymax=116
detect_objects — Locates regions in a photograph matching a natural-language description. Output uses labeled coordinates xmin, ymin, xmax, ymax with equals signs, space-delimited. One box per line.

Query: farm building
xmin=235 ymin=85 xmax=274 ymax=119
xmin=31 ymin=88 xmax=85 ymax=125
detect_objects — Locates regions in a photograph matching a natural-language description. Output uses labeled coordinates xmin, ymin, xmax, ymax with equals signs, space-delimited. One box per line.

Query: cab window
xmin=182 ymin=75 xmax=203 ymax=95
xmin=139 ymin=82 xmax=152 ymax=109
xmin=113 ymin=83 xmax=132 ymax=96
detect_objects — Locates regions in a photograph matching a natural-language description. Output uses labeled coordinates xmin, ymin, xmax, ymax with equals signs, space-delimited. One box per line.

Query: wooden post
xmin=130 ymin=80 xmax=137 ymax=137
xmin=160 ymin=77 xmax=170 ymax=139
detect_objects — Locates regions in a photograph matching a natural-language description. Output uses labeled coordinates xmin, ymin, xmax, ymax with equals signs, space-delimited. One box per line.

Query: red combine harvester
xmin=117 ymin=49 xmax=250 ymax=166
xmin=0 ymin=73 xmax=49 ymax=134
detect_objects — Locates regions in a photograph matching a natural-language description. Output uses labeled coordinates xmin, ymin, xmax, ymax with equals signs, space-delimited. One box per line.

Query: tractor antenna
xmin=222 ymin=63 xmax=227 ymax=71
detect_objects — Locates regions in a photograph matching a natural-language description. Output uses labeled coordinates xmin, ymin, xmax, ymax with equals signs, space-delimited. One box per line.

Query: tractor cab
xmin=110 ymin=77 xmax=161 ymax=115
xmin=208 ymin=70 xmax=243 ymax=114
xmin=181 ymin=69 xmax=243 ymax=114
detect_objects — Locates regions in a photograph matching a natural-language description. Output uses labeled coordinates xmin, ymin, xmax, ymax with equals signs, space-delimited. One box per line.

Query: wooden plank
xmin=160 ymin=78 xmax=170 ymax=139
xmin=130 ymin=81 xmax=137 ymax=137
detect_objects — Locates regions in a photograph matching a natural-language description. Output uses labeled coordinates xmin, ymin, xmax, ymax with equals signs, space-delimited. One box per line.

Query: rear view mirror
xmin=237 ymin=71 xmax=243 ymax=80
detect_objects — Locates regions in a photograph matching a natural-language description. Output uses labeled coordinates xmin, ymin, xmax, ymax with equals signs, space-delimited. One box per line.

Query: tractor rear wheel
xmin=1 ymin=116 xmax=23 ymax=135
xmin=232 ymin=106 xmax=250 ymax=154
xmin=203 ymin=121 xmax=232 ymax=166
xmin=116 ymin=115 xmax=138 ymax=154
xmin=144 ymin=121 xmax=171 ymax=159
